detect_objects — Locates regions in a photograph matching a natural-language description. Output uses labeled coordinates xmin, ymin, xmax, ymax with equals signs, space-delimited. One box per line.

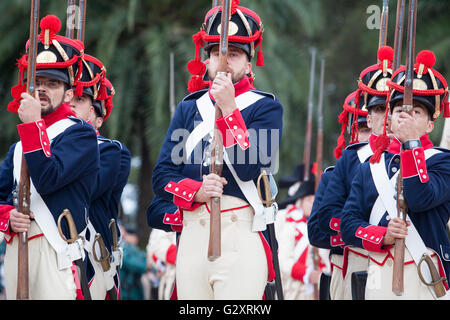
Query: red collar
xmin=42 ymin=103 xmax=76 ymax=127
xmin=388 ymin=134 xmax=434 ymax=154
xmin=208 ymin=76 xmax=255 ymax=101
xmin=368 ymin=133 xmax=378 ymax=152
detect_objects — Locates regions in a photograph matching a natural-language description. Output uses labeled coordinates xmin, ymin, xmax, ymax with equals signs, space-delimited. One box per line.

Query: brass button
xmin=200 ymin=219 xmax=206 ymax=226
xmin=387 ymin=259 xmax=393 ymax=267
xmin=231 ymin=214 xmax=238 ymax=222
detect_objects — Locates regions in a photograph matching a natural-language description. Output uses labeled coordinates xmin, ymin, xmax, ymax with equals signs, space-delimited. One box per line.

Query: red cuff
xmin=291 ymin=260 xmax=307 ymax=282
xmin=0 ymin=205 xmax=14 ymax=234
xmin=216 ymin=109 xmax=250 ymax=150
xmin=355 ymin=225 xmax=388 ymax=252
xmin=163 ymin=209 xmax=182 ymax=226
xmin=330 ymin=217 xmax=341 ymax=232
xmin=166 ymin=244 xmax=177 ymax=265
xmin=17 ymin=120 xmax=52 ymax=157
xmin=164 ymin=179 xmax=203 ymax=210
xmin=330 ymin=234 xmax=345 ymax=247
xmin=401 ymin=148 xmax=428 ymax=183
xmin=215 ymin=118 xmax=238 ymax=148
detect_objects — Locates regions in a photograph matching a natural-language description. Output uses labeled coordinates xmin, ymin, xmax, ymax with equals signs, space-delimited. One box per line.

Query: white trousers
xmin=343 ymin=247 xmax=369 ymax=300
xmin=4 ymin=221 xmax=77 ymax=300
xmin=329 ymin=254 xmax=345 ymax=300
xmin=176 ymin=196 xmax=268 ymax=300
xmin=366 ymin=248 xmax=437 ymax=300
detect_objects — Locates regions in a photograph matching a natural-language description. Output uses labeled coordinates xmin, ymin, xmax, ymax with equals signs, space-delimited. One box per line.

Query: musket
xmin=392 ymin=0 xmax=406 ymax=72
xmin=207 ymin=0 xmax=231 ymax=262
xmin=17 ymin=0 xmax=40 ymax=300
xmin=77 ymin=0 xmax=87 ymax=43
xmin=169 ymin=52 xmax=176 ymax=119
xmin=314 ymin=58 xmax=325 ymax=191
xmin=257 ymin=170 xmax=284 ymax=300
xmin=378 ymin=0 xmax=390 ymax=60
xmin=66 ymin=0 xmax=77 ymax=39
xmin=311 ymin=57 xmax=326 ymax=300
xmin=109 ymin=218 xmax=121 ymax=299
xmin=212 ymin=0 xmax=220 ymax=7
xmin=392 ymin=0 xmax=417 ymax=296
xmin=93 ymin=233 xmax=118 ymax=300
xmin=303 ymin=48 xmax=316 ymax=183
xmin=57 ymin=209 xmax=92 ymax=300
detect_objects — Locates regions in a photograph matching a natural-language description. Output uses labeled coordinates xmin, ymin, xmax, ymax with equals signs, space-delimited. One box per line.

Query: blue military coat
xmin=340 ymin=136 xmax=450 ymax=280
xmin=316 ymin=137 xmax=375 ymax=246
xmin=307 ymin=166 xmax=344 ymax=256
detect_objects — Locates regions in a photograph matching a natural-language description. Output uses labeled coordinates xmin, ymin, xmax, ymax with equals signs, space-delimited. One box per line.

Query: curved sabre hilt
xmin=57 ymin=209 xmax=81 ymax=244
xmin=417 ymin=253 xmax=447 ymax=298
xmin=93 ymin=233 xmax=111 ymax=272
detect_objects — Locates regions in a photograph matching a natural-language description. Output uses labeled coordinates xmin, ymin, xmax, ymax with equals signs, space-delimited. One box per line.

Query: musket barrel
xmin=378 ymin=0 xmax=390 ymax=61
xmin=77 ymin=0 xmax=87 ymax=42
xmin=169 ymin=52 xmax=176 ymax=119
xmin=303 ymin=48 xmax=316 ymax=182
xmin=392 ymin=0 xmax=406 ymax=71
xmin=66 ymin=0 xmax=76 ymax=39
xmin=392 ymin=0 xmax=418 ymax=297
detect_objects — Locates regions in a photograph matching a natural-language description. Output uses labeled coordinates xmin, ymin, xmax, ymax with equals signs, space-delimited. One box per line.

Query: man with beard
xmin=0 ymin=15 xmax=99 ymax=299
xmin=151 ymin=2 xmax=283 ymax=299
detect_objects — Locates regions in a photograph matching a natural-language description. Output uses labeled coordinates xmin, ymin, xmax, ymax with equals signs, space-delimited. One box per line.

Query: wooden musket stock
xmin=207 ymin=0 xmax=231 ymax=262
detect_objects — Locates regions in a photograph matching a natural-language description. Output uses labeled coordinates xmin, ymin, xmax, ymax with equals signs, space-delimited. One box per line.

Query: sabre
xmin=93 ymin=233 xmax=118 ymax=300
xmin=257 ymin=170 xmax=284 ymax=300
xmin=57 ymin=209 xmax=92 ymax=300
xmin=109 ymin=218 xmax=121 ymax=299
xmin=207 ymin=0 xmax=231 ymax=262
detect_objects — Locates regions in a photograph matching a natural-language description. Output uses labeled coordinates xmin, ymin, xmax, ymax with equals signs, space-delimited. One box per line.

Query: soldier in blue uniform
xmin=340 ymin=50 xmax=450 ymax=299
xmin=0 ymin=15 xmax=99 ymax=299
xmin=308 ymin=46 xmax=396 ymax=299
xmin=151 ymin=3 xmax=282 ymax=300
xmin=70 ymin=54 xmax=131 ymax=299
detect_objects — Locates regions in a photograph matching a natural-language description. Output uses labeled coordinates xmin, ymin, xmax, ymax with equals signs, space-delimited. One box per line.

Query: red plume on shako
xmin=334 ymin=46 xmax=395 ymax=160
xmin=8 ymin=14 xmax=84 ymax=113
